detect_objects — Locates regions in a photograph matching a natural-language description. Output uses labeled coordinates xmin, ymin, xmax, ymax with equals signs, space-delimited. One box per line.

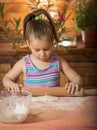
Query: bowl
xmin=0 ymin=90 xmax=32 ymax=124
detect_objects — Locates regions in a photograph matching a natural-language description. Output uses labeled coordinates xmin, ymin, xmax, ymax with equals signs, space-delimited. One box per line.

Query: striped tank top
xmin=24 ymin=53 xmax=60 ymax=87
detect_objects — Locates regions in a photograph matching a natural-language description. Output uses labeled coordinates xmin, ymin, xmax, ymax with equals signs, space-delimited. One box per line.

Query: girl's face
xmin=27 ymin=36 xmax=53 ymax=61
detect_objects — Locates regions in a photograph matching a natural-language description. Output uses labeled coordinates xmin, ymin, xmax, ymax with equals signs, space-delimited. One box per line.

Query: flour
xmin=31 ymin=96 xmax=90 ymax=111
xmin=32 ymin=95 xmax=59 ymax=102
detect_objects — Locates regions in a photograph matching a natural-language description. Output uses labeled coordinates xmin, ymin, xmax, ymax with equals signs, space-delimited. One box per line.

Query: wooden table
xmin=0 ymin=96 xmax=97 ymax=130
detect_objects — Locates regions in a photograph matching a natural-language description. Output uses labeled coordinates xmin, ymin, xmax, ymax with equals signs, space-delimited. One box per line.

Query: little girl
xmin=2 ymin=9 xmax=83 ymax=94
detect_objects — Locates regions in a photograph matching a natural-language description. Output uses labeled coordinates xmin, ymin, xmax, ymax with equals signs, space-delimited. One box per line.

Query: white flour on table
xmin=30 ymin=95 xmax=92 ymax=111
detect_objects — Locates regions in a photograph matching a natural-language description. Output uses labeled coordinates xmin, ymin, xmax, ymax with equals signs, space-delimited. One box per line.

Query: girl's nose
xmin=40 ymin=51 xmax=45 ymax=56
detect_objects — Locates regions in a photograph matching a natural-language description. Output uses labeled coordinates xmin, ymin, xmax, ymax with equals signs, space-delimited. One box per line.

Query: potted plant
xmin=74 ymin=0 xmax=97 ymax=47
xmin=0 ymin=2 xmax=26 ymax=53
xmin=0 ymin=2 xmax=10 ymax=41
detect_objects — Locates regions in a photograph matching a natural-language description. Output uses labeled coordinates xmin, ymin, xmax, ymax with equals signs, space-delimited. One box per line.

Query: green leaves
xmin=0 ymin=2 xmax=4 ymax=18
xmin=74 ymin=1 xmax=97 ymax=31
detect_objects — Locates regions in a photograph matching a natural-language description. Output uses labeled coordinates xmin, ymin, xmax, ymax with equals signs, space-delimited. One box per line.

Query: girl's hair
xmin=23 ymin=8 xmax=59 ymax=44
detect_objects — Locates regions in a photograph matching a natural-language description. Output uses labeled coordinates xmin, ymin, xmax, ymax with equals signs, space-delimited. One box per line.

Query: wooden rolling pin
xmin=22 ymin=87 xmax=84 ymax=97
xmin=84 ymin=89 xmax=97 ymax=96
xmin=22 ymin=87 xmax=97 ymax=97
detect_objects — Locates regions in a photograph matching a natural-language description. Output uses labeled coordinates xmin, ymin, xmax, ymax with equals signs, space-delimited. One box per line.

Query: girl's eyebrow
xmin=34 ymin=48 xmax=40 ymax=50
xmin=33 ymin=46 xmax=51 ymax=50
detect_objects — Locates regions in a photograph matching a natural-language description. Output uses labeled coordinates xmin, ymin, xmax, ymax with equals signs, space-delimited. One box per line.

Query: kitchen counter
xmin=0 ymin=96 xmax=97 ymax=130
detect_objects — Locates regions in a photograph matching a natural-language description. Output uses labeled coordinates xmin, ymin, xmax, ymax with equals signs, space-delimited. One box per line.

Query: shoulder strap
xmin=51 ymin=53 xmax=59 ymax=63
xmin=51 ymin=53 xmax=60 ymax=72
xmin=24 ymin=54 xmax=32 ymax=67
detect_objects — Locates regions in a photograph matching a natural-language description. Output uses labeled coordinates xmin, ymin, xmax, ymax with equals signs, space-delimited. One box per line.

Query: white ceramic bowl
xmin=0 ymin=90 xmax=32 ymax=124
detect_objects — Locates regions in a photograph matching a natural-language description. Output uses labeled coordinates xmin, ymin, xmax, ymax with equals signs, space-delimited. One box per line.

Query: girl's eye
xmin=34 ymin=49 xmax=50 ymax=52
xmin=44 ymin=48 xmax=50 ymax=51
xmin=34 ymin=49 xmax=40 ymax=52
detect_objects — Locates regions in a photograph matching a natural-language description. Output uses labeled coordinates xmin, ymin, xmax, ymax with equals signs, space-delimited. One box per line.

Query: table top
xmin=0 ymin=96 xmax=97 ymax=130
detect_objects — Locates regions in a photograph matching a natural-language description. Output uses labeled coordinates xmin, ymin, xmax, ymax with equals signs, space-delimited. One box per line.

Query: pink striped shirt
xmin=24 ymin=53 xmax=60 ymax=87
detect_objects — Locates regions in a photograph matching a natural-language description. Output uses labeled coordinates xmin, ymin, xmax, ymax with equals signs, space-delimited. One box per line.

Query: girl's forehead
xmin=29 ymin=36 xmax=53 ymax=46
xmin=30 ymin=35 xmax=51 ymax=41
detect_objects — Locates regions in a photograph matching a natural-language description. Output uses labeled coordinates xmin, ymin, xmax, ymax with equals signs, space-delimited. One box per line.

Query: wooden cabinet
xmin=0 ymin=64 xmax=11 ymax=89
xmin=57 ymin=46 xmax=97 ymax=89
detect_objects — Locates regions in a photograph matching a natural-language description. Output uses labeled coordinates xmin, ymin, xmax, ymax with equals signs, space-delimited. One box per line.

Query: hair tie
xmin=35 ymin=16 xmax=40 ymax=20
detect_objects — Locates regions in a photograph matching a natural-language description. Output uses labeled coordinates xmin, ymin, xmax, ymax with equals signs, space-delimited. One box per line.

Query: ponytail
xmin=23 ymin=8 xmax=59 ymax=44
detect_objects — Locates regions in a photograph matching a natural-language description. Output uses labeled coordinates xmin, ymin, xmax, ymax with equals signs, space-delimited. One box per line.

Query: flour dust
xmin=30 ymin=96 xmax=91 ymax=111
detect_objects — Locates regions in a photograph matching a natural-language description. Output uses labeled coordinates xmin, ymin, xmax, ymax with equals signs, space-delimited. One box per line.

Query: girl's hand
xmin=5 ymin=82 xmax=21 ymax=93
xmin=64 ymin=82 xmax=80 ymax=95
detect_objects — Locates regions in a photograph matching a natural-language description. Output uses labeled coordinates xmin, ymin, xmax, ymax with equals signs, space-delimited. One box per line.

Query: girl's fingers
xmin=75 ymin=84 xmax=79 ymax=91
xmin=64 ymin=83 xmax=69 ymax=90
xmin=7 ymin=84 xmax=20 ymax=93
xmin=67 ymin=85 xmax=72 ymax=94
xmin=70 ymin=86 xmax=74 ymax=94
xmin=8 ymin=86 xmax=11 ymax=92
xmin=64 ymin=83 xmax=80 ymax=94
xmin=71 ymin=84 xmax=79 ymax=94
xmin=65 ymin=83 xmax=72 ymax=94
xmin=14 ymin=84 xmax=20 ymax=93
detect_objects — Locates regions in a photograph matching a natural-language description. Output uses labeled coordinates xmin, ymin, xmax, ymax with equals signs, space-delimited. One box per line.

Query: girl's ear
xmin=26 ymin=40 xmax=30 ymax=48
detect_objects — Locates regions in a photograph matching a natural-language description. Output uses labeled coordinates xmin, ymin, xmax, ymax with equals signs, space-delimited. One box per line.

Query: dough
xmin=32 ymin=95 xmax=59 ymax=102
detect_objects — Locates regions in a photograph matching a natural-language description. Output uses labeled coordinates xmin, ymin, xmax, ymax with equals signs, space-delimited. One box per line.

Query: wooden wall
xmin=0 ymin=0 xmax=97 ymax=90
xmin=0 ymin=0 xmax=76 ymax=35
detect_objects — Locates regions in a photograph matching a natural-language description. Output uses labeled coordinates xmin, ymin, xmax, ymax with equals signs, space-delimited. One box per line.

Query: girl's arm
xmin=59 ymin=57 xmax=83 ymax=94
xmin=2 ymin=58 xmax=25 ymax=93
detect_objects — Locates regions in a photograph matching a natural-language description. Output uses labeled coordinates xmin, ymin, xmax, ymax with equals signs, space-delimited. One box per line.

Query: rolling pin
xmin=22 ymin=87 xmax=84 ymax=97
xmin=84 ymin=89 xmax=97 ymax=96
